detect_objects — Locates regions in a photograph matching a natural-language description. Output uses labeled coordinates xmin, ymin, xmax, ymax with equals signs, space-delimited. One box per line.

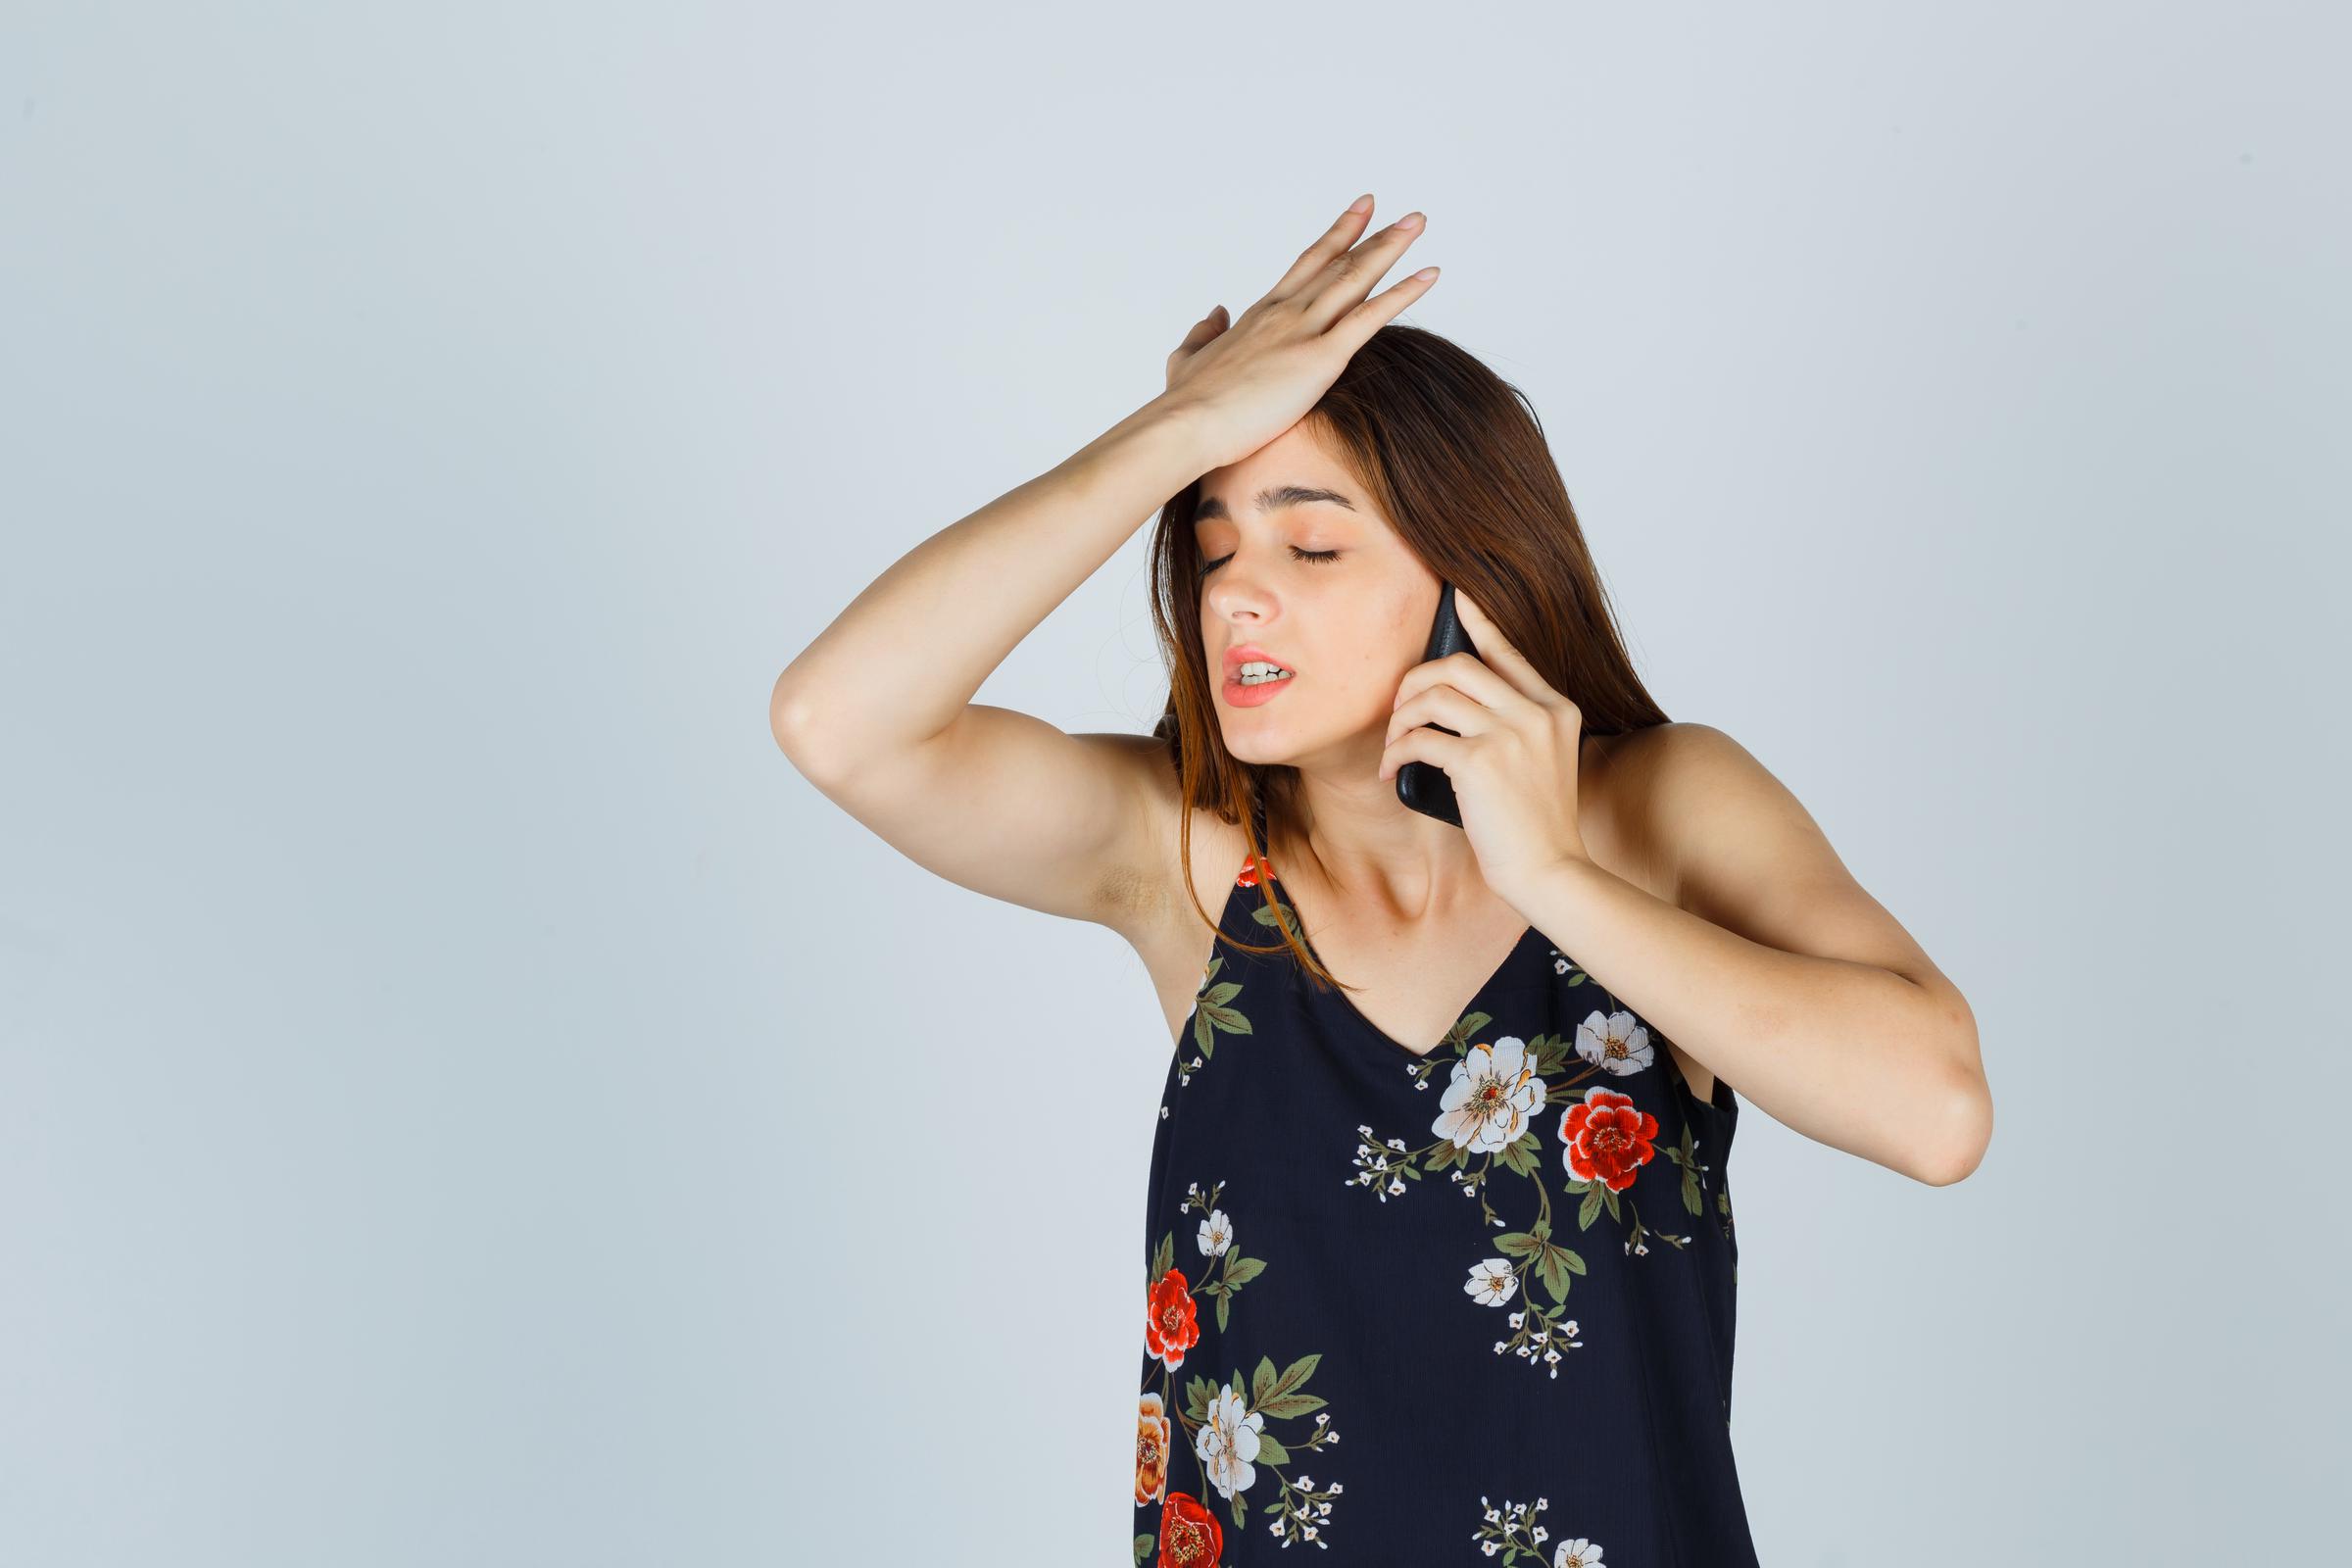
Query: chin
xmin=1215 ymin=722 xmax=1302 ymax=766
xmin=1218 ymin=734 xmax=1291 ymax=766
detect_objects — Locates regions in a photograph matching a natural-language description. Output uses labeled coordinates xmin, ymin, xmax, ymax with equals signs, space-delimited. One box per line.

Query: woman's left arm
xmin=1380 ymin=590 xmax=1990 ymax=1188
xmin=1517 ymin=722 xmax=1990 ymax=1186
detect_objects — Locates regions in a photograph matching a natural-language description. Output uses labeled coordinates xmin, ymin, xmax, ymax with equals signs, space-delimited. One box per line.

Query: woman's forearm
xmin=770 ymin=397 xmax=1210 ymax=776
xmin=1511 ymin=855 xmax=1989 ymax=1186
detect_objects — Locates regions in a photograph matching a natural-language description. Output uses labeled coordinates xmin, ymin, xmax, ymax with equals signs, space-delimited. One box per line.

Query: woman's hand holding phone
xmin=1379 ymin=588 xmax=1594 ymax=906
xmin=1152 ymin=196 xmax=1440 ymax=471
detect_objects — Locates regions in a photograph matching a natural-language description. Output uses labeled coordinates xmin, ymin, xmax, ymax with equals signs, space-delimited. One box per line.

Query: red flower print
xmin=1135 ymin=1392 xmax=1171 ymax=1505
xmin=1236 ymin=850 xmax=1275 ymax=888
xmin=1557 ymin=1085 xmax=1659 ymax=1193
xmin=1158 ymin=1490 xmax=1224 ymax=1567
xmin=1146 ymin=1267 xmax=1200 ymax=1371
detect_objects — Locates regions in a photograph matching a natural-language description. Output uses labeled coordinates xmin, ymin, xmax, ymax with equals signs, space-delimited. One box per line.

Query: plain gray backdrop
xmin=5 ymin=3 xmax=2345 ymax=1563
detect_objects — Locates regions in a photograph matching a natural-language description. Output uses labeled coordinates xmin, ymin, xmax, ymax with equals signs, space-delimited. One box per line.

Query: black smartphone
xmin=1395 ymin=580 xmax=1475 ymax=827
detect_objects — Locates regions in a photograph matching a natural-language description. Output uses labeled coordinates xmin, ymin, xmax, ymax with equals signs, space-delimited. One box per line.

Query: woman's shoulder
xmin=1597 ymin=718 xmax=1761 ymax=786
xmin=1588 ymin=720 xmax=1790 ymax=907
xmin=1102 ymin=730 xmax=1257 ymax=933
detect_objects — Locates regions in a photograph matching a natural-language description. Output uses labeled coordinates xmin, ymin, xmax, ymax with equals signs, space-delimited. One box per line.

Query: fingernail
xmin=1348 ymin=194 xmax=1373 ymax=213
xmin=1396 ymin=212 xmax=1424 ymax=229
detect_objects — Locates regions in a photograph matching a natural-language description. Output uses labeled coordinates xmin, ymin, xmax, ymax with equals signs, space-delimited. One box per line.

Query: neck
xmin=1279 ymin=772 xmax=1494 ymax=923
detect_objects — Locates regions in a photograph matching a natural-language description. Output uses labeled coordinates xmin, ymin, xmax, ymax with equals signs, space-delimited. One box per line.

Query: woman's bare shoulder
xmin=1098 ymin=731 xmax=1253 ymax=949
xmin=1610 ymin=720 xmax=1968 ymax=998
xmin=1112 ymin=742 xmax=1275 ymax=1040
xmin=1591 ymin=720 xmax=1790 ymax=902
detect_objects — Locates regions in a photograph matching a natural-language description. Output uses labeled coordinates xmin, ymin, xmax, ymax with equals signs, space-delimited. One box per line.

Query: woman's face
xmin=1194 ymin=420 xmax=1440 ymax=775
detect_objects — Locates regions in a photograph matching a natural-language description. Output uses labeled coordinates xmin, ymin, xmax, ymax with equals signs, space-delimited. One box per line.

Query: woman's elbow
xmin=1913 ymin=1062 xmax=1993 ymax=1187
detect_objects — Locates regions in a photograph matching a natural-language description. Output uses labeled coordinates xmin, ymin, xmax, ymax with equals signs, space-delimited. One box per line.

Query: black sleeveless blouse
xmin=1134 ymin=805 xmax=1756 ymax=1566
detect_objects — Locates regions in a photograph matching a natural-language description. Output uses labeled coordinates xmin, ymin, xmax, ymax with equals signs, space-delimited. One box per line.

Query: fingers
xmin=1449 ymin=590 xmax=1553 ymax=701
xmin=1296 ymin=211 xmax=1428 ymax=331
xmin=1333 ymin=263 xmax=1441 ymax=350
xmin=1393 ymin=653 xmax=1522 ymax=719
xmin=1378 ymin=721 xmax=1465 ymax=784
xmin=1266 ymin=195 xmax=1378 ymax=301
xmin=1170 ymin=304 xmax=1227 ymax=358
xmin=1384 ymin=683 xmax=1496 ymax=752
xmin=1165 ymin=304 xmax=1230 ymax=385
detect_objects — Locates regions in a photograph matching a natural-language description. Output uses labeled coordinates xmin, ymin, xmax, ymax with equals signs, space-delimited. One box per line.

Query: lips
xmin=1220 ymin=643 xmax=1298 ymax=709
xmin=1222 ymin=643 xmax=1296 ymax=679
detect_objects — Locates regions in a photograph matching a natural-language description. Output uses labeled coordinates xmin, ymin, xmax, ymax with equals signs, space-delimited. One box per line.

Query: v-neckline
xmin=1262 ymin=861 xmax=1539 ymax=1063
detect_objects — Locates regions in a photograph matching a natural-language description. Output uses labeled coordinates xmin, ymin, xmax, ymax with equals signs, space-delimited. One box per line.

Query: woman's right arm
xmin=768 ymin=197 xmax=1438 ymax=938
xmin=767 ymin=397 xmax=1214 ymax=935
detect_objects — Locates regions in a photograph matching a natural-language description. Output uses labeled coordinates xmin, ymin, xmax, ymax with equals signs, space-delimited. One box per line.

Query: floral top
xmin=1135 ymin=807 xmax=1755 ymax=1567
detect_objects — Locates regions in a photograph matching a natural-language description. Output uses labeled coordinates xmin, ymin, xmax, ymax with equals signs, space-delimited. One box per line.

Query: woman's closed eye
xmin=1198 ymin=546 xmax=1342 ymax=578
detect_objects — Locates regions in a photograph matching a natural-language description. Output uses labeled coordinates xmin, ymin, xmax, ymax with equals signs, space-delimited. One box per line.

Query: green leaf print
xmin=1254 ymin=1356 xmax=1330 ymax=1419
xmin=1423 ymin=1139 xmax=1472 ymax=1175
xmin=1576 ymin=1181 xmax=1606 ymax=1232
xmin=1187 ymin=956 xmax=1255 ymax=1060
xmin=1496 ymin=1129 xmax=1544 ymax=1178
xmin=1555 ymin=1243 xmax=1588 ymax=1294
xmin=1525 ymin=1030 xmax=1573 ymax=1075
xmin=1250 ymin=897 xmax=1304 ymax=943
xmin=1446 ymin=1009 xmax=1495 ymax=1051
xmin=1151 ymin=1231 xmax=1173 ymax=1290
xmin=1257 ymin=1351 xmax=1321 ymax=1407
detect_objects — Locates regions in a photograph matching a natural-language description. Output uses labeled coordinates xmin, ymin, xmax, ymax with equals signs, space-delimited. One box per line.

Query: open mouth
xmin=1222 ymin=660 xmax=1297 ymax=706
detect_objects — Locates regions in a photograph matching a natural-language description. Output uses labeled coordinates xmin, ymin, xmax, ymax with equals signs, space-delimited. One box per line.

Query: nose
xmin=1208 ymin=595 xmax=1267 ymax=632
xmin=1203 ymin=566 xmax=1274 ymax=621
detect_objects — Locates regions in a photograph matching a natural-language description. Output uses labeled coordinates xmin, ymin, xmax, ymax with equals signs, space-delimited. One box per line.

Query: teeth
xmin=1237 ymin=661 xmax=1294 ymax=685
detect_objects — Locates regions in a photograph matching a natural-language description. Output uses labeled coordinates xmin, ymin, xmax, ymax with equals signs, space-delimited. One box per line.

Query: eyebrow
xmin=1192 ymin=484 xmax=1358 ymax=524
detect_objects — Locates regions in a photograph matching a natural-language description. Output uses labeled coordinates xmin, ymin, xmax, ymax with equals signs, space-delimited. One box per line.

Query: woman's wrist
xmin=1059 ymin=395 xmax=1220 ymax=502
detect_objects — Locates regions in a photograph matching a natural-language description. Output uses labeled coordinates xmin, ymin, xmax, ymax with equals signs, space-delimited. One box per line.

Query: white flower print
xmin=1465 ymin=1257 xmax=1520 ymax=1305
xmin=1433 ymin=1035 xmax=1547 ymax=1152
xmin=1474 ymin=1495 xmax=1603 ymax=1563
xmin=1195 ymin=1384 xmax=1264 ymax=1499
xmin=1198 ymin=1207 xmax=1234 ymax=1257
xmin=1494 ymin=1310 xmax=1584 ymax=1376
xmin=1347 ymin=1123 xmax=1415 ymax=1200
xmin=1574 ymin=1008 xmax=1654 ymax=1075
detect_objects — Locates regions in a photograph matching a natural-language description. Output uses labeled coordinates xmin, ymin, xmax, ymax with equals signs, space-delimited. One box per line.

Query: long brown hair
xmin=1147 ymin=322 xmax=1671 ymax=994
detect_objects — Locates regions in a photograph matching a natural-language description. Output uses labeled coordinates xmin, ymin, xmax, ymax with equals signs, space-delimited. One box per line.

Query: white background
xmin=5 ymin=2 xmax=2344 ymax=1562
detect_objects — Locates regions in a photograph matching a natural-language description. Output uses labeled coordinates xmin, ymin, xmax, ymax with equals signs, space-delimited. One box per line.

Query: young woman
xmin=771 ymin=196 xmax=1990 ymax=1567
